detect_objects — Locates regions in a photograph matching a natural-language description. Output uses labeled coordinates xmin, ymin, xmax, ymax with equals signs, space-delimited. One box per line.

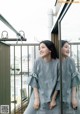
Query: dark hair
xmin=61 ymin=40 xmax=69 ymax=48
xmin=40 ymin=40 xmax=58 ymax=59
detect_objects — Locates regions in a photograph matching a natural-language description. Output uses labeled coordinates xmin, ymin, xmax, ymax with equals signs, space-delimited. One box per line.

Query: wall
xmin=0 ymin=42 xmax=10 ymax=113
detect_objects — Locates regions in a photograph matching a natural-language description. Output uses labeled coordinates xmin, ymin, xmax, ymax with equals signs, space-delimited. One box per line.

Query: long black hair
xmin=61 ymin=40 xmax=69 ymax=48
xmin=40 ymin=40 xmax=58 ymax=59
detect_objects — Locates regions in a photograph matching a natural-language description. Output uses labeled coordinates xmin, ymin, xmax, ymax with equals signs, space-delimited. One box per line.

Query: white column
xmin=47 ymin=9 xmax=53 ymax=40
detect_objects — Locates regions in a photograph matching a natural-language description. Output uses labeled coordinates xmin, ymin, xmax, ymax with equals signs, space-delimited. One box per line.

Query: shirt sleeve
xmin=27 ymin=60 xmax=39 ymax=88
xmin=70 ymin=58 xmax=80 ymax=87
xmin=55 ymin=61 xmax=60 ymax=91
xmin=55 ymin=76 xmax=60 ymax=90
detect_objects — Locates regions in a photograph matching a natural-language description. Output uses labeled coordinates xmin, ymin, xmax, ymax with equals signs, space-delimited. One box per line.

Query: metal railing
xmin=10 ymin=43 xmax=39 ymax=114
xmin=70 ymin=42 xmax=80 ymax=72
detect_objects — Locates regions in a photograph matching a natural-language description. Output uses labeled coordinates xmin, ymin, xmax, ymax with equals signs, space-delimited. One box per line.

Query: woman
xmin=60 ymin=40 xmax=79 ymax=114
xmin=23 ymin=40 xmax=60 ymax=114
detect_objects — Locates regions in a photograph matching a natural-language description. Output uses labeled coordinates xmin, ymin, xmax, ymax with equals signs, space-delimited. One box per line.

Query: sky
xmin=0 ymin=0 xmax=56 ymax=43
xmin=61 ymin=3 xmax=80 ymax=42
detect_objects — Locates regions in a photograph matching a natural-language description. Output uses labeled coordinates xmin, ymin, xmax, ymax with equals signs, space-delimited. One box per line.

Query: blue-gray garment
xmin=58 ymin=57 xmax=80 ymax=114
xmin=23 ymin=57 xmax=60 ymax=114
xmin=23 ymin=92 xmax=60 ymax=114
xmin=60 ymin=57 xmax=79 ymax=103
xmin=29 ymin=57 xmax=59 ymax=104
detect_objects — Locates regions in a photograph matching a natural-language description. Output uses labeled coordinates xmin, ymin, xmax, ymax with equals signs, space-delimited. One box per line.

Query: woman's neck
xmin=62 ymin=56 xmax=68 ymax=61
xmin=43 ymin=55 xmax=52 ymax=62
xmin=62 ymin=57 xmax=66 ymax=61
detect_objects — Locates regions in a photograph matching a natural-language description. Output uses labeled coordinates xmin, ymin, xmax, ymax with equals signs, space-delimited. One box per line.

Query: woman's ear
xmin=49 ymin=50 xmax=51 ymax=53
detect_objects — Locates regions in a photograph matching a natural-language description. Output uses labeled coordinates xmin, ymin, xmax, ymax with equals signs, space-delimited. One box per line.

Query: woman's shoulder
xmin=34 ymin=57 xmax=43 ymax=64
xmin=66 ymin=57 xmax=75 ymax=63
xmin=54 ymin=58 xmax=59 ymax=63
xmin=52 ymin=59 xmax=59 ymax=66
xmin=66 ymin=57 xmax=75 ymax=66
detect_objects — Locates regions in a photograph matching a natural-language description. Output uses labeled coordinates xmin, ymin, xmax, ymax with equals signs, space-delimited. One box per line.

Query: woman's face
xmin=39 ymin=43 xmax=51 ymax=58
xmin=61 ymin=42 xmax=70 ymax=57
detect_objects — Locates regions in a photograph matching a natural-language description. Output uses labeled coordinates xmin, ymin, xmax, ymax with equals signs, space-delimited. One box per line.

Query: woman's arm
xmin=71 ymin=86 xmax=78 ymax=109
xmin=52 ymin=91 xmax=58 ymax=101
xmin=49 ymin=90 xmax=58 ymax=109
xmin=33 ymin=87 xmax=40 ymax=109
xmin=70 ymin=58 xmax=78 ymax=109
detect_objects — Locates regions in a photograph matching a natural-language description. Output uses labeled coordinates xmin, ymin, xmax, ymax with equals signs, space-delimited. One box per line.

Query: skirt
xmin=23 ymin=93 xmax=60 ymax=114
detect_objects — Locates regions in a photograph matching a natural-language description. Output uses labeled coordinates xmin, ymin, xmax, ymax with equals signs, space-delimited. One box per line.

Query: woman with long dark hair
xmin=23 ymin=40 xmax=60 ymax=114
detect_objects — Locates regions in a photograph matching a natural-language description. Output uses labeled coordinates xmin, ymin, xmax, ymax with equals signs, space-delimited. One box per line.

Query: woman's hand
xmin=49 ymin=99 xmax=56 ymax=109
xmin=33 ymin=97 xmax=40 ymax=110
xmin=71 ymin=87 xmax=78 ymax=109
xmin=72 ymin=97 xmax=78 ymax=109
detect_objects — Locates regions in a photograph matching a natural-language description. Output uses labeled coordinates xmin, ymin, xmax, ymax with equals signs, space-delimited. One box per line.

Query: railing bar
xmin=9 ymin=43 xmax=39 ymax=46
xmin=14 ymin=46 xmax=16 ymax=114
xmin=27 ymin=46 xmax=30 ymax=102
xmin=20 ymin=45 xmax=23 ymax=114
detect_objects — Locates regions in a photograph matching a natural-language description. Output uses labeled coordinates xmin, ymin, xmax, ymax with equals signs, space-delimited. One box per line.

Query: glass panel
xmin=61 ymin=4 xmax=80 ymax=42
xmin=61 ymin=3 xmax=80 ymax=114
